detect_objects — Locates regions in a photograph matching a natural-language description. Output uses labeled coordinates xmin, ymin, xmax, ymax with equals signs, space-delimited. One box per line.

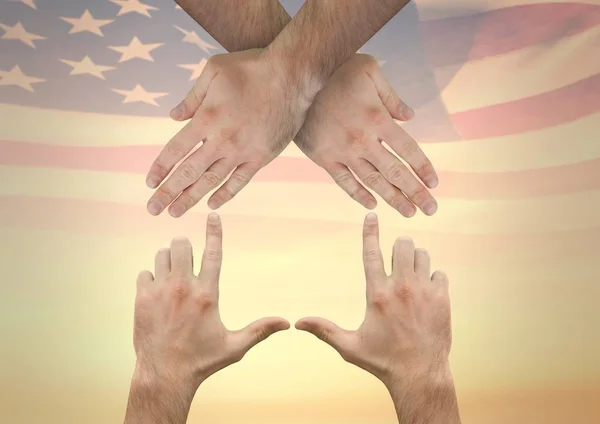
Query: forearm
xmin=174 ymin=0 xmax=291 ymax=51
xmin=266 ymin=0 xmax=410 ymax=98
xmin=123 ymin=364 xmax=197 ymax=424
xmin=385 ymin=364 xmax=461 ymax=424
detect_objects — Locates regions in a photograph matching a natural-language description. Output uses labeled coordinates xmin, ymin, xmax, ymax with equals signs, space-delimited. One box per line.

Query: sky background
xmin=1 ymin=0 xmax=599 ymax=423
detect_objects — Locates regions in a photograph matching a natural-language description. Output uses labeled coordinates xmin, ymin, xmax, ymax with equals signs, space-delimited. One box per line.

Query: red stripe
xmin=424 ymin=2 xmax=600 ymax=67
xmin=1 ymin=196 xmax=597 ymax=266
xmin=452 ymin=73 xmax=600 ymax=139
xmin=1 ymin=140 xmax=599 ymax=199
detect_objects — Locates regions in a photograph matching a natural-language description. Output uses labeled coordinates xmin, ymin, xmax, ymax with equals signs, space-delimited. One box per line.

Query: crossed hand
xmin=132 ymin=213 xmax=453 ymax=398
xmin=145 ymin=53 xmax=439 ymax=219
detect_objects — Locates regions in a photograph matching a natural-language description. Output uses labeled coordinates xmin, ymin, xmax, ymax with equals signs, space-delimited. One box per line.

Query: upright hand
xmin=296 ymin=213 xmax=460 ymax=423
xmin=146 ymin=49 xmax=311 ymax=217
xmin=295 ymin=54 xmax=439 ymax=217
xmin=125 ymin=213 xmax=289 ymax=424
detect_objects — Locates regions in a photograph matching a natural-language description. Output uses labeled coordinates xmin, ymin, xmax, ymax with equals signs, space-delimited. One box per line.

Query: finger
xmin=366 ymin=65 xmax=414 ymax=121
xmin=154 ymin=248 xmax=171 ymax=280
xmin=170 ymin=237 xmax=194 ymax=277
xmin=170 ymin=61 xmax=218 ymax=121
xmin=366 ymin=147 xmax=437 ymax=216
xmin=168 ymin=159 xmax=236 ymax=218
xmin=146 ymin=120 xmax=207 ymax=189
xmin=362 ymin=213 xmax=386 ymax=285
xmin=391 ymin=237 xmax=415 ymax=281
xmin=295 ymin=317 xmax=355 ymax=359
xmin=431 ymin=270 xmax=449 ymax=289
xmin=414 ymin=248 xmax=431 ymax=281
xmin=207 ymin=162 xmax=262 ymax=209
xmin=326 ymin=162 xmax=377 ymax=209
xmin=380 ymin=123 xmax=438 ymax=189
xmin=198 ymin=212 xmax=223 ymax=285
xmin=352 ymin=159 xmax=416 ymax=218
xmin=147 ymin=144 xmax=220 ymax=217
xmin=228 ymin=317 xmax=290 ymax=356
xmin=136 ymin=270 xmax=154 ymax=290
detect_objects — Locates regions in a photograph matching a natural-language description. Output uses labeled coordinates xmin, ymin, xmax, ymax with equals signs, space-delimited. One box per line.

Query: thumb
xmin=170 ymin=63 xmax=218 ymax=121
xmin=295 ymin=317 xmax=354 ymax=357
xmin=229 ymin=317 xmax=290 ymax=353
xmin=366 ymin=66 xmax=414 ymax=121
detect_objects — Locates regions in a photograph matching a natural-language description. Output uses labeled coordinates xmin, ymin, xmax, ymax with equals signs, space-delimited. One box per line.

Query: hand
xmin=133 ymin=213 xmax=290 ymax=390
xmin=294 ymin=54 xmax=439 ymax=217
xmin=145 ymin=49 xmax=310 ymax=217
xmin=296 ymin=212 xmax=452 ymax=388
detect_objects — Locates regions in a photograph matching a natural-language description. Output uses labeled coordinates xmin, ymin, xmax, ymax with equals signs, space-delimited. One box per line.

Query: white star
xmin=112 ymin=84 xmax=168 ymax=106
xmin=174 ymin=26 xmax=217 ymax=53
xmin=178 ymin=58 xmax=208 ymax=81
xmin=107 ymin=0 xmax=158 ymax=17
xmin=60 ymin=56 xmax=116 ymax=80
xmin=0 ymin=65 xmax=44 ymax=92
xmin=61 ymin=10 xmax=114 ymax=36
xmin=108 ymin=36 xmax=163 ymax=62
xmin=7 ymin=0 xmax=37 ymax=9
xmin=0 ymin=22 xmax=45 ymax=48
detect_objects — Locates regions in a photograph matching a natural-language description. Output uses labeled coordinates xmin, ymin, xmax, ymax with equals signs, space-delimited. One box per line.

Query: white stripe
xmin=3 ymin=104 xmax=600 ymax=173
xmin=1 ymin=166 xmax=598 ymax=235
xmin=415 ymin=0 xmax=598 ymax=21
xmin=439 ymin=25 xmax=600 ymax=112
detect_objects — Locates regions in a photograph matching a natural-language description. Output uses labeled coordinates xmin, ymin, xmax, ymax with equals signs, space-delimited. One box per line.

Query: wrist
xmin=383 ymin=359 xmax=454 ymax=393
xmin=262 ymin=41 xmax=324 ymax=107
xmin=132 ymin=359 xmax=202 ymax=400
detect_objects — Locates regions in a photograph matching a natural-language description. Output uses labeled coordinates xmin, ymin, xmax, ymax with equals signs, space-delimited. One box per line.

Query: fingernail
xmin=170 ymin=204 xmax=184 ymax=218
xmin=425 ymin=176 xmax=438 ymax=189
xmin=402 ymin=107 xmax=415 ymax=120
xmin=146 ymin=176 xmax=159 ymax=189
xmin=422 ymin=200 xmax=438 ymax=216
xmin=208 ymin=212 xmax=219 ymax=223
xmin=147 ymin=200 xmax=163 ymax=216
xmin=400 ymin=205 xmax=415 ymax=217
xmin=170 ymin=103 xmax=183 ymax=120
xmin=365 ymin=212 xmax=377 ymax=223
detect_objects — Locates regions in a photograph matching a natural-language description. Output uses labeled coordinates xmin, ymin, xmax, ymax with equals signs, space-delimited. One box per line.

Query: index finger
xmin=146 ymin=119 xmax=207 ymax=189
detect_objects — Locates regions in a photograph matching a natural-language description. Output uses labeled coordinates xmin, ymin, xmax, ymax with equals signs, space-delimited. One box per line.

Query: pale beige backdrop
xmin=1 ymin=0 xmax=600 ymax=423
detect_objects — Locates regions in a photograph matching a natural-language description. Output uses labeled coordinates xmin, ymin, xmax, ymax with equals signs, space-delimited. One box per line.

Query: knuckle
xmin=363 ymin=171 xmax=383 ymax=188
xmin=364 ymin=106 xmax=386 ymax=126
xmin=386 ymin=163 xmax=406 ymax=184
xmin=414 ymin=161 xmax=435 ymax=179
xmin=409 ymin=185 xmax=430 ymax=205
xmin=400 ymin=139 xmax=417 ymax=158
xmin=203 ymin=248 xmax=222 ymax=262
xmin=179 ymin=162 xmax=199 ymax=182
xmin=200 ymin=106 xmax=220 ymax=125
xmin=202 ymin=171 xmax=223 ymax=189
xmin=171 ymin=282 xmax=191 ymax=300
xmin=165 ymin=142 xmax=185 ymax=158
xmin=363 ymin=248 xmax=381 ymax=262
xmin=194 ymin=291 xmax=215 ymax=310
xmin=371 ymin=292 xmax=390 ymax=310
xmin=347 ymin=128 xmax=368 ymax=146
xmin=394 ymin=284 xmax=414 ymax=301
xmin=218 ymin=127 xmax=238 ymax=145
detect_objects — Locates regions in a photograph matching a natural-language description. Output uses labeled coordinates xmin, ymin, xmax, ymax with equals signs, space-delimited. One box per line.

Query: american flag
xmin=2 ymin=2 xmax=600 ymax=423
xmin=1 ymin=0 xmax=599 ymax=263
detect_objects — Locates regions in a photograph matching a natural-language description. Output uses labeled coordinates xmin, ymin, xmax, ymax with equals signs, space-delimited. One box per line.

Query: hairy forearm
xmin=123 ymin=365 xmax=197 ymax=424
xmin=266 ymin=0 xmax=410 ymax=98
xmin=174 ymin=0 xmax=291 ymax=51
xmin=386 ymin=365 xmax=461 ymax=424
